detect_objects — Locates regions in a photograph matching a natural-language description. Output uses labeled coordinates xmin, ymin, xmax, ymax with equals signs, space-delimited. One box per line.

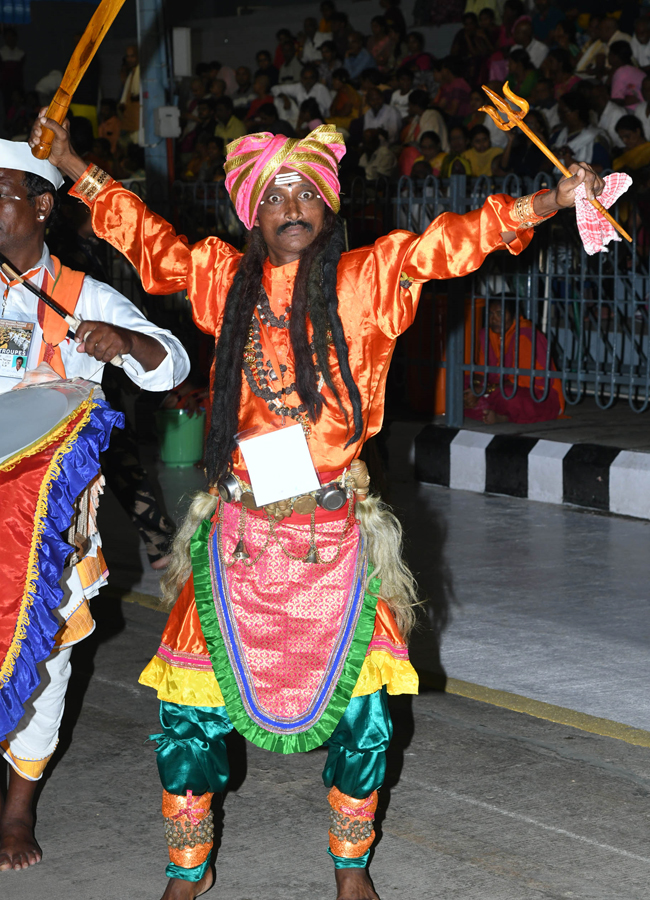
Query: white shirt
xmin=363 ymin=104 xmax=403 ymax=144
xmin=0 ymin=45 xmax=24 ymax=62
xmin=390 ymin=88 xmax=412 ymax=120
xmin=301 ymin=32 xmax=331 ymax=63
xmin=633 ymin=100 xmax=650 ymax=140
xmin=598 ymin=100 xmax=627 ymax=148
xmin=632 ymin=35 xmax=650 ymax=68
xmin=272 ymin=81 xmax=333 ymax=117
xmin=511 ymin=38 xmax=548 ymax=70
xmin=0 ymin=245 xmax=189 ymax=396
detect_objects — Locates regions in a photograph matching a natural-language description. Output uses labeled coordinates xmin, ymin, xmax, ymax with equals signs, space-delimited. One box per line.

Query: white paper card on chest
xmin=237 ymin=423 xmax=320 ymax=507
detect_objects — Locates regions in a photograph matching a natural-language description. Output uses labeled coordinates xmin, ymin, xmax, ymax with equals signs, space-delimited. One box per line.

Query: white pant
xmin=1 ymin=567 xmax=94 ymax=781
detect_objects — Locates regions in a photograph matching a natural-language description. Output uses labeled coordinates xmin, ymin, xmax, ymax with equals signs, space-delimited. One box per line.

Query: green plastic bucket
xmin=155 ymin=408 xmax=205 ymax=467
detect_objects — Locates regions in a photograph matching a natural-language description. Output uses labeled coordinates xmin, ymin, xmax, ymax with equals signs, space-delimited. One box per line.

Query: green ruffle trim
xmin=191 ymin=517 xmax=380 ymax=755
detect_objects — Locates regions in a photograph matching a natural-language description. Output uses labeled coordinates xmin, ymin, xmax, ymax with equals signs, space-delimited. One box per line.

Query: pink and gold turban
xmin=224 ymin=124 xmax=346 ymax=231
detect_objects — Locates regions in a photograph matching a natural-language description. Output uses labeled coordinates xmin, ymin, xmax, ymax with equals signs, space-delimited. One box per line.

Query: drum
xmin=0 ymin=378 xmax=124 ymax=739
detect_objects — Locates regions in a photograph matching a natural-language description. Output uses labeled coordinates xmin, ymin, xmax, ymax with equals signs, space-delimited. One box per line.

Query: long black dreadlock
xmin=205 ymin=208 xmax=363 ymax=487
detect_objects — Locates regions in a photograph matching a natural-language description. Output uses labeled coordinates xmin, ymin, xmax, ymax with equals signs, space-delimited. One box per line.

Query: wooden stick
xmin=32 ymin=0 xmax=127 ymax=160
xmin=480 ymin=85 xmax=632 ymax=243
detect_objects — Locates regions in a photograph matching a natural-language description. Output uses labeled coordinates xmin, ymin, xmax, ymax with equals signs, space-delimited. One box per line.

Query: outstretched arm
xmin=367 ymin=164 xmax=604 ymax=338
xmin=29 ymin=113 xmax=239 ymax=304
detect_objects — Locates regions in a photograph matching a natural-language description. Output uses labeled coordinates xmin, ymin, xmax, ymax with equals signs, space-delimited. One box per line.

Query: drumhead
xmin=0 ymin=379 xmax=97 ymax=466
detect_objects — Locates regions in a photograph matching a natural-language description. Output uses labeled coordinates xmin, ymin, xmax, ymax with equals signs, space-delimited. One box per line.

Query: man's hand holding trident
xmin=480 ymin=82 xmax=631 ymax=243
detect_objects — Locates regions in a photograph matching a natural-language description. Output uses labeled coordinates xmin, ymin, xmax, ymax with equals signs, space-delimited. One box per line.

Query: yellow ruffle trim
xmin=139 ymin=650 xmax=419 ymax=710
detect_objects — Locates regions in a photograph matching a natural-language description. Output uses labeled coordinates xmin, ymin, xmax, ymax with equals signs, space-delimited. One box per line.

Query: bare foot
xmin=335 ymin=868 xmax=380 ymax=900
xmin=160 ymin=868 xmax=214 ymax=899
xmin=0 ymin=816 xmax=42 ymax=871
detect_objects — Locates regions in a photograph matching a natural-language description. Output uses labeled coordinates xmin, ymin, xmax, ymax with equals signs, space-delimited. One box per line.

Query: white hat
xmin=0 ymin=139 xmax=64 ymax=191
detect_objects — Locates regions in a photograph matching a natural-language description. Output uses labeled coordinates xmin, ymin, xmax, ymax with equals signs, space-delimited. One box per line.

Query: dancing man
xmin=31 ymin=116 xmax=603 ymax=899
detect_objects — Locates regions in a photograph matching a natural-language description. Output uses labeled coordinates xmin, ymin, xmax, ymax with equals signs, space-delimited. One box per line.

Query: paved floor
xmin=5 ymin=600 xmax=650 ymax=900
xmin=5 ymin=421 xmax=650 ymax=898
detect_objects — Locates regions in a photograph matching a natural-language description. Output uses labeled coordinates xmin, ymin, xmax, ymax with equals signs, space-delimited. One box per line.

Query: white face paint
xmin=274 ymin=171 xmax=302 ymax=191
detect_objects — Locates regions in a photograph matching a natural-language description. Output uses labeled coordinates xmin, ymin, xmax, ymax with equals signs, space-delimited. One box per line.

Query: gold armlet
xmin=514 ymin=192 xmax=547 ymax=229
xmin=70 ymin=164 xmax=113 ymax=204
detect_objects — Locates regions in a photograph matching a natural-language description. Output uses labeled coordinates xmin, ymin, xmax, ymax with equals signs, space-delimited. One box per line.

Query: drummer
xmin=0 ymin=140 xmax=190 ymax=872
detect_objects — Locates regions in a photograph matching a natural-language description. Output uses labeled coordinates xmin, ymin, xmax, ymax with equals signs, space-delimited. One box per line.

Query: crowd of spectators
xmin=167 ymin=1 xmax=650 ymax=193
xmin=2 ymin=2 xmax=649 ymax=196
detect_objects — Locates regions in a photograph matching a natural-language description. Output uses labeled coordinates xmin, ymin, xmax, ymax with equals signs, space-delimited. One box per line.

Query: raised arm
xmin=29 ymin=113 xmax=239 ymax=302
xmin=364 ymin=164 xmax=604 ymax=339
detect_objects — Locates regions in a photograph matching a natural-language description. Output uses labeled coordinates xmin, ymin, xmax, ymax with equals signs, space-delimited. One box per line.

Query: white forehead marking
xmin=274 ymin=172 xmax=302 ymax=186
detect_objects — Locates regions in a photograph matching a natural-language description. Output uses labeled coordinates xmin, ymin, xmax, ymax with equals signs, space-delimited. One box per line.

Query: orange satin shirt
xmin=79 ymin=180 xmax=535 ymax=473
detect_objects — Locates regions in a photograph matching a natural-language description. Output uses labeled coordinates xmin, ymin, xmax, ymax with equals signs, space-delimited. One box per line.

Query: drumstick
xmin=31 ymin=0 xmax=127 ymax=160
xmin=0 ymin=254 xmax=124 ymax=368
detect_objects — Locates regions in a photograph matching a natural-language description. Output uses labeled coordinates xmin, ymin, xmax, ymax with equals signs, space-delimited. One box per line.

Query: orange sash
xmin=37 ymin=257 xmax=85 ymax=378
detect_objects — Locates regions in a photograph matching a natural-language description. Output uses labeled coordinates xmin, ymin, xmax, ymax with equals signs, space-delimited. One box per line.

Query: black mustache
xmin=277 ymin=220 xmax=313 ymax=235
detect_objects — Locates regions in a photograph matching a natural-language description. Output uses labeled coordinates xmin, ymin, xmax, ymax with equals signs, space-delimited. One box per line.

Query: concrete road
xmin=4 ymin=598 xmax=650 ymax=900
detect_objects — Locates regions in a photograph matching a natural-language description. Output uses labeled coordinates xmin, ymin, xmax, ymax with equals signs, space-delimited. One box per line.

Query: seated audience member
xmin=272 ymin=63 xmax=332 ymax=117
xmin=367 ymin=15 xmax=396 ymax=64
xmin=495 ymin=0 xmax=524 ymax=51
xmin=278 ymin=38 xmax=303 ymax=84
xmin=609 ymin=41 xmax=645 ymax=110
xmin=463 ymin=124 xmax=504 ymax=176
xmin=319 ymin=0 xmax=335 ymax=33
xmin=208 ymin=78 xmax=227 ymax=102
xmin=192 ymin=97 xmax=219 ymax=146
xmin=390 ymin=66 xmax=415 ymax=119
xmin=244 ymin=74 xmax=274 ymax=121
xmin=507 ymin=49 xmax=539 ymax=100
xmin=450 ymin=13 xmax=493 ymax=85
xmin=363 ymin=86 xmax=403 ymax=143
xmin=299 ymin=16 xmax=330 ymax=62
xmin=359 ymin=127 xmax=398 ymax=180
xmin=543 ymin=48 xmax=580 ymax=100
xmin=330 ymin=11 xmax=352 ymax=60
xmin=247 ymin=101 xmax=296 ymax=137
xmin=196 ymin=61 xmax=211 ymax=92
xmin=399 ymin=31 xmax=431 ymax=71
xmin=554 ymin=92 xmax=610 ymax=173
xmin=382 ymin=0 xmax=407 ymax=40
xmin=326 ymin=67 xmax=361 ymax=131
xmin=296 ymin=97 xmax=324 ymax=136
xmin=613 ymin=115 xmax=650 ymax=171
xmin=576 ymin=15 xmax=604 ymax=75
xmin=412 ymin=130 xmax=446 ymax=176
xmin=440 ymin=125 xmax=473 ymax=176
xmin=529 ymin=77 xmax=560 ymax=131
xmin=478 ymin=8 xmax=499 ymax=48
xmin=318 ymin=40 xmax=343 ymax=87
xmin=550 ymin=19 xmax=579 ymax=58
xmin=208 ymin=60 xmax=237 ymax=96
xmin=214 ymin=96 xmax=246 ymax=143
xmin=345 ymin=31 xmax=376 ymax=81
xmin=98 ymin=98 xmax=121 ymax=154
xmin=232 ymin=66 xmax=254 ymax=115
xmin=510 ymin=15 xmax=548 ymax=70
xmin=591 ymin=82 xmax=626 ymax=150
xmin=254 ymin=50 xmax=279 ymax=87
xmin=465 ymin=299 xmax=564 ymax=425
xmin=531 ymin=0 xmax=563 ymax=43
xmin=464 ymin=88 xmax=508 ymax=148
xmin=410 ymin=159 xmax=433 ymax=179
xmin=631 ymin=16 xmax=650 ymax=72
xmin=432 ymin=57 xmax=472 ymax=120
xmin=633 ymin=76 xmax=650 ymax=139
xmin=494 ymin=110 xmax=553 ymax=176
xmin=183 ymin=135 xmax=224 ymax=183
xmin=359 ymin=67 xmax=392 ymax=103
xmin=401 ymin=88 xmax=448 ymax=149
xmin=274 ymin=29 xmax=293 ymax=69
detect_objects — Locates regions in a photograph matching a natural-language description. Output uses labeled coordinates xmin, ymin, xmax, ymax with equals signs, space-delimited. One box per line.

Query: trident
xmin=480 ymin=82 xmax=632 ymax=243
